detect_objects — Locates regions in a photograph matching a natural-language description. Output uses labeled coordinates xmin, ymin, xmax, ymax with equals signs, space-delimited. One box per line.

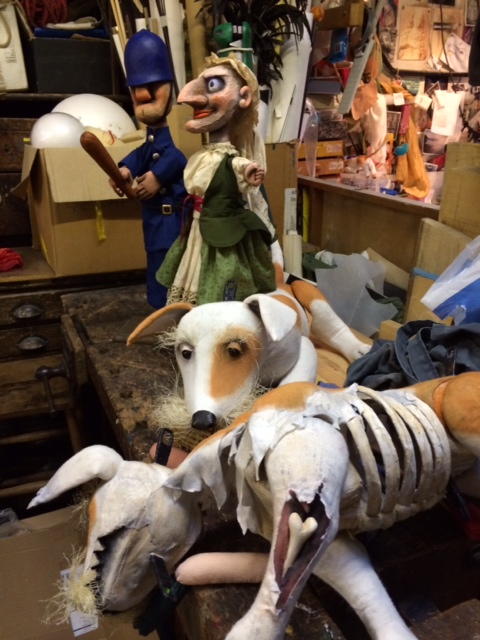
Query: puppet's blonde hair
xmin=202 ymin=53 xmax=260 ymax=161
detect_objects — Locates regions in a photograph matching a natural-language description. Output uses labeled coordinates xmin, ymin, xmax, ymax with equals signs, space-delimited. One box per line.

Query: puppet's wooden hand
xmin=245 ymin=162 xmax=265 ymax=187
xmin=136 ymin=171 xmax=162 ymax=200
xmin=109 ymin=166 xmax=133 ymax=197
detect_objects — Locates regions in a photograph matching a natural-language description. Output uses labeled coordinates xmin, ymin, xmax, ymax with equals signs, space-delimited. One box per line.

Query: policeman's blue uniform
xmin=120 ymin=126 xmax=187 ymax=308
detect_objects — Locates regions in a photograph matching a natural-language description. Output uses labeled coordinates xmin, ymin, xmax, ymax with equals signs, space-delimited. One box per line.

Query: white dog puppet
xmin=127 ymin=277 xmax=371 ymax=431
xmin=28 ymin=373 xmax=480 ymax=640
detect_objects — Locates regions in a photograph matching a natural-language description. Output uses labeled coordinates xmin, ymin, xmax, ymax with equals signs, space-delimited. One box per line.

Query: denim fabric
xmin=345 ymin=320 xmax=480 ymax=389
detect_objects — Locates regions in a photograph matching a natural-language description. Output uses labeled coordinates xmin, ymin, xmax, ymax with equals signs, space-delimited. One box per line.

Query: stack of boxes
xmin=297 ymin=139 xmax=344 ymax=178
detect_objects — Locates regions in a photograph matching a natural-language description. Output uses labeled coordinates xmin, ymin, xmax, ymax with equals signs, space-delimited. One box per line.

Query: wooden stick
xmin=80 ymin=132 xmax=139 ymax=200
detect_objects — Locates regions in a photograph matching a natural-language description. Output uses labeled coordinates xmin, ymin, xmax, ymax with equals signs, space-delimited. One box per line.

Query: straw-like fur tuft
xmin=43 ymin=547 xmax=100 ymax=625
xmin=151 ymin=382 xmax=269 ymax=451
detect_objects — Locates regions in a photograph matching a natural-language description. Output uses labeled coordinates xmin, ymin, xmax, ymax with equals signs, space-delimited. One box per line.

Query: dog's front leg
xmin=290 ymin=280 xmax=371 ymax=362
xmin=226 ymin=418 xmax=348 ymax=640
xmin=313 ymin=533 xmax=417 ymax=640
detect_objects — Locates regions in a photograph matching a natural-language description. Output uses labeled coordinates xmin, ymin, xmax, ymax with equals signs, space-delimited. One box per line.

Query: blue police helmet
xmin=125 ymin=30 xmax=174 ymax=86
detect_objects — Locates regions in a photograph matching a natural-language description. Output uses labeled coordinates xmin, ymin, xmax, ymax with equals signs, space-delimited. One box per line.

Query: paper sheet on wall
xmin=431 ymin=90 xmax=463 ymax=138
xmin=439 ymin=33 xmax=471 ymax=73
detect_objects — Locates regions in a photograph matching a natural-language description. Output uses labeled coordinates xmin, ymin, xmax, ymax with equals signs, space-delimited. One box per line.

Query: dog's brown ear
xmin=127 ymin=303 xmax=193 ymax=345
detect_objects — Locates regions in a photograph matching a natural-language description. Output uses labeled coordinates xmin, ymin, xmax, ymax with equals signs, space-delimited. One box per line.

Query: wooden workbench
xmin=61 ymin=284 xmax=480 ymax=640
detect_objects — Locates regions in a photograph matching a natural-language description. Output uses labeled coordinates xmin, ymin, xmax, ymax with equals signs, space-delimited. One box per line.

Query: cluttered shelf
xmin=298 ymin=174 xmax=440 ymax=274
xmin=1 ymin=93 xmax=130 ymax=102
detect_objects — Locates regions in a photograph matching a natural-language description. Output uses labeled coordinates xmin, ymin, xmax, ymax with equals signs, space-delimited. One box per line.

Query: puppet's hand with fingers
xmin=109 ymin=166 xmax=133 ymax=197
xmin=245 ymin=162 xmax=265 ymax=187
xmin=136 ymin=171 xmax=162 ymax=200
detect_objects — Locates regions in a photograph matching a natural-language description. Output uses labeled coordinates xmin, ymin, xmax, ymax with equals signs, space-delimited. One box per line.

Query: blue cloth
xmin=345 ymin=320 xmax=480 ymax=390
xmin=120 ymin=126 xmax=187 ymax=308
xmin=146 ymin=250 xmax=169 ymax=308
xmin=120 ymin=126 xmax=187 ymax=252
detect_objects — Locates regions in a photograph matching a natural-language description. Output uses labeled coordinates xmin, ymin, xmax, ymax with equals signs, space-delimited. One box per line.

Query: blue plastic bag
xmin=421 ymin=235 xmax=480 ymax=324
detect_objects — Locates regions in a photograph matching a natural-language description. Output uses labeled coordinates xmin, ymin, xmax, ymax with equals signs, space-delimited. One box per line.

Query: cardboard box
xmin=404 ymin=273 xmax=449 ymax=324
xmin=14 ymin=139 xmax=147 ymax=276
xmin=297 ymin=140 xmax=344 ymax=160
xmin=414 ymin=218 xmax=472 ymax=277
xmin=298 ymin=157 xmax=344 ymax=177
xmin=0 ymin=507 xmax=156 ymax=640
xmin=0 ymin=172 xmax=31 ymax=237
xmin=439 ymin=143 xmax=480 ymax=238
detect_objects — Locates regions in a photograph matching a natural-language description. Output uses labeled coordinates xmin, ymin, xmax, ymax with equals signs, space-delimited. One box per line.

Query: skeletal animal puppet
xmin=28 ymin=446 xmax=202 ymax=612
xmin=127 ymin=276 xmax=370 ymax=430
xmin=28 ymin=373 xmax=480 ymax=640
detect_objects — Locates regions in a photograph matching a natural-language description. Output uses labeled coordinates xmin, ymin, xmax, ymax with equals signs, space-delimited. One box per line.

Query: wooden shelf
xmin=1 ymin=92 xmax=130 ymax=103
xmin=298 ymin=175 xmax=439 ymax=273
xmin=315 ymin=0 xmax=364 ymax=30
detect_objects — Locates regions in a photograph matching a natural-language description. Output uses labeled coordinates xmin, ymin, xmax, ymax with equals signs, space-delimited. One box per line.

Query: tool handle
xmin=80 ymin=131 xmax=139 ymax=200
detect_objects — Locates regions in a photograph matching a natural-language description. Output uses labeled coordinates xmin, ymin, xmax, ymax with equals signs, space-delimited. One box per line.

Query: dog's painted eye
xmin=178 ymin=343 xmax=193 ymax=360
xmin=226 ymin=341 xmax=244 ymax=359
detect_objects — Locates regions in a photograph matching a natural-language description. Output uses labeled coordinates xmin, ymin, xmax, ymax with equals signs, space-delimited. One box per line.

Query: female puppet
xmin=157 ymin=53 xmax=278 ymax=305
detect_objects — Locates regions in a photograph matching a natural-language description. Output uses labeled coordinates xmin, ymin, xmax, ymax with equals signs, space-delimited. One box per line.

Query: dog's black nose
xmin=192 ymin=410 xmax=217 ymax=431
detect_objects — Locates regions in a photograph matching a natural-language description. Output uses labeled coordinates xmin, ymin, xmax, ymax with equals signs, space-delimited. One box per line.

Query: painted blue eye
xmin=207 ymin=76 xmax=225 ymax=93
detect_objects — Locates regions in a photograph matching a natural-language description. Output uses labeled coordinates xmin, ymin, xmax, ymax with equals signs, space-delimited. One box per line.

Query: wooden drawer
xmin=0 ymin=118 xmax=36 ymax=172
xmin=0 ymin=289 xmax=67 ymax=327
xmin=0 ymin=352 xmax=72 ymax=418
xmin=0 ymin=323 xmax=62 ymax=360
xmin=0 ymin=173 xmax=31 ymax=237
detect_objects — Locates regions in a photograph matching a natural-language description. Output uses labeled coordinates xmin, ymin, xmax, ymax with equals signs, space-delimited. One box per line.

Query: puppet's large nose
xmin=192 ymin=410 xmax=217 ymax=431
xmin=132 ymin=86 xmax=151 ymax=103
xmin=177 ymin=77 xmax=208 ymax=107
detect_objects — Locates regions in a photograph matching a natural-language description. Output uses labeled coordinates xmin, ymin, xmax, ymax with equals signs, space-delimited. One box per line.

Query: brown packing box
xmin=297 ymin=140 xmax=344 ymax=160
xmin=298 ymin=157 xmax=344 ymax=177
xmin=0 ymin=506 xmax=156 ymax=640
xmin=414 ymin=218 xmax=472 ymax=276
xmin=13 ymin=137 xmax=147 ymax=277
xmin=404 ymin=274 xmax=453 ymax=325
xmin=439 ymin=142 xmax=480 ymax=238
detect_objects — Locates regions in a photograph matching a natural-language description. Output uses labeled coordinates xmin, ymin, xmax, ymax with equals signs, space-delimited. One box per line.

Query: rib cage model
xmin=338 ymin=385 xmax=454 ymax=532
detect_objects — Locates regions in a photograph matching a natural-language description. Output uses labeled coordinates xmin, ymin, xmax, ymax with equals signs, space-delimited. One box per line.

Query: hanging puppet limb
xmin=290 ymin=279 xmax=371 ymax=362
xmin=27 ymin=445 xmax=202 ymax=612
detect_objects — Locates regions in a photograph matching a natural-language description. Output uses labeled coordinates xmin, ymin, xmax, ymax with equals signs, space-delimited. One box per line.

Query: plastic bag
xmin=314 ymin=252 xmax=398 ymax=336
xmin=421 ymin=234 xmax=480 ymax=324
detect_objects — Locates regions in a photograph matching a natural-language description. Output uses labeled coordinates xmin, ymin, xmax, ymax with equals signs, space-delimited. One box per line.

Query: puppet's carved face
xmin=177 ymin=65 xmax=252 ymax=135
xmin=130 ymin=81 xmax=172 ymax=126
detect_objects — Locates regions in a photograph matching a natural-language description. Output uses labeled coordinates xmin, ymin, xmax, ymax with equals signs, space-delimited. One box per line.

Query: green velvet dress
xmin=157 ymin=149 xmax=276 ymax=305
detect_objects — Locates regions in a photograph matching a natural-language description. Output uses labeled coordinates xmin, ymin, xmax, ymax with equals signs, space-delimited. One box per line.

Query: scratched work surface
xmin=61 ymin=284 xmax=177 ymax=461
xmin=61 ymin=284 xmax=480 ymax=639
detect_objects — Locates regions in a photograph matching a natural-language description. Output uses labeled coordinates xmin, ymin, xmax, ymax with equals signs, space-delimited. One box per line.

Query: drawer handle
xmin=12 ymin=303 xmax=44 ymax=320
xmin=17 ymin=335 xmax=49 ymax=352
xmin=36 ymin=362 xmax=69 ymax=417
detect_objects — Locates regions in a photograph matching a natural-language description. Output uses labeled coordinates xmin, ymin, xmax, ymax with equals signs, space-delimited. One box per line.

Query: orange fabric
xmin=395 ymin=113 xmax=430 ymax=199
